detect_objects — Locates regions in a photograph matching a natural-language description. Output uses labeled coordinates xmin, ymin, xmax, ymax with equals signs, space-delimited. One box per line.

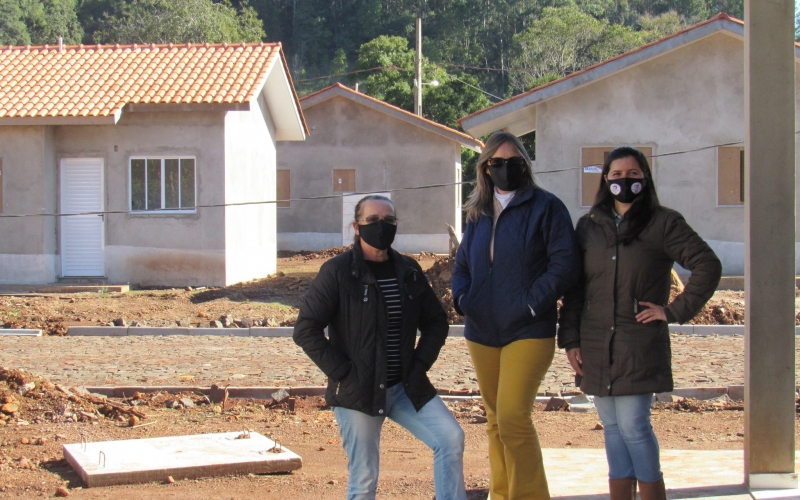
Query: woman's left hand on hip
xmin=636 ymin=302 xmax=667 ymax=323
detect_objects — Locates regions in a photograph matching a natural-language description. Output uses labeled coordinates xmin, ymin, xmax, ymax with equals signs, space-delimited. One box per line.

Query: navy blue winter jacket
xmin=452 ymin=186 xmax=581 ymax=347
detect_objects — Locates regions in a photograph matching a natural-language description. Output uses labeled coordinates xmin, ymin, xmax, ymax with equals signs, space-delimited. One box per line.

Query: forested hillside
xmin=2 ymin=1 xmax=755 ymax=118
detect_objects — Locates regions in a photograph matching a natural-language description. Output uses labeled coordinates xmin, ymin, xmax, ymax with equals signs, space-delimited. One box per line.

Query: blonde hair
xmin=463 ymin=131 xmax=536 ymax=222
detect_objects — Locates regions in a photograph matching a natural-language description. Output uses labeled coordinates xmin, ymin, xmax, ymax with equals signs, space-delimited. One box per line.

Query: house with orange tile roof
xmin=275 ymin=82 xmax=483 ymax=253
xmin=458 ymin=13 xmax=800 ymax=276
xmin=0 ymin=42 xmax=307 ymax=286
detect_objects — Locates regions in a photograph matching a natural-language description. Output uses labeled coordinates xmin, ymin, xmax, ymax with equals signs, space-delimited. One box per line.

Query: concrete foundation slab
xmin=63 ymin=431 xmax=301 ymax=487
xmin=544 ymin=449 xmax=800 ymax=499
xmin=0 ymin=285 xmax=129 ymax=294
xmin=0 ymin=329 xmax=41 ymax=336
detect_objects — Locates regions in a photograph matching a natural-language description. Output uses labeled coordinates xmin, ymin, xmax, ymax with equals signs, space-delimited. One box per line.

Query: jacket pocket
xmin=333 ymin=364 xmax=360 ymax=406
xmin=404 ymin=363 xmax=435 ymax=409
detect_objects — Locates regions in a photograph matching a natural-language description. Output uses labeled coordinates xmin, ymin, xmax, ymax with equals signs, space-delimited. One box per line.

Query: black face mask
xmin=487 ymin=163 xmax=525 ymax=192
xmin=358 ymin=221 xmax=397 ymax=250
xmin=607 ymin=177 xmax=645 ymax=204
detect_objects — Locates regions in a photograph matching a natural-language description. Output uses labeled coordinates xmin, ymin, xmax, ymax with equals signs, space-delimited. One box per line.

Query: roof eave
xmin=258 ymin=49 xmax=308 ymax=141
xmin=302 ymin=85 xmax=483 ymax=151
xmin=0 ymin=115 xmax=119 ymax=125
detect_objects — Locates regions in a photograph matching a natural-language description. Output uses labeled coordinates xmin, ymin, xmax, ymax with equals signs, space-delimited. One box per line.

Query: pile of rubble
xmin=424 ymin=256 xmax=459 ymax=324
xmin=277 ymin=247 xmax=351 ymax=261
xmin=0 ymin=368 xmax=147 ymax=428
xmin=653 ymin=395 xmax=744 ymax=413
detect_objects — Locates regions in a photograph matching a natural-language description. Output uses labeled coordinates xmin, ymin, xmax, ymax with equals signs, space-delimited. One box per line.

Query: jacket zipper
xmin=363 ymin=284 xmax=369 ymax=302
xmin=336 ymin=382 xmax=340 ymax=395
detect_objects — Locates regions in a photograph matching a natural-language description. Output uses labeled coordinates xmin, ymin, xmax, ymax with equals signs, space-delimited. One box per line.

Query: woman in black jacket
xmin=293 ymin=195 xmax=466 ymax=500
xmin=452 ymin=131 xmax=581 ymax=500
xmin=559 ymin=147 xmax=721 ymax=500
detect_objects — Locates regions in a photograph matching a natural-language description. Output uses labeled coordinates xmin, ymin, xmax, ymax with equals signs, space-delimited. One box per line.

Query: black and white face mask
xmin=607 ymin=177 xmax=645 ymax=204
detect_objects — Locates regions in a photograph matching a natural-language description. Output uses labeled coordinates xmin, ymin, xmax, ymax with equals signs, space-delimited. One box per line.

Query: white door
xmin=60 ymin=158 xmax=105 ymax=277
xmin=342 ymin=192 xmax=391 ymax=246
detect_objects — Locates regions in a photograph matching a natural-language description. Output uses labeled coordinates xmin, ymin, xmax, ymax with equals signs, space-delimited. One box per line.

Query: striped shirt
xmin=366 ymin=258 xmax=403 ymax=387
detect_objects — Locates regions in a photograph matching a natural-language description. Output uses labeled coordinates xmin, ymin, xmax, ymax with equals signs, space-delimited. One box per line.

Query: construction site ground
xmin=0 ymin=251 xmax=799 ymax=498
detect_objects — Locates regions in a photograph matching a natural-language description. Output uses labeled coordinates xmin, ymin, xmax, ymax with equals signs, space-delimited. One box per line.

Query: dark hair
xmin=593 ymin=146 xmax=660 ymax=245
xmin=353 ymin=195 xmax=395 ymax=244
xmin=463 ymin=131 xmax=537 ymax=222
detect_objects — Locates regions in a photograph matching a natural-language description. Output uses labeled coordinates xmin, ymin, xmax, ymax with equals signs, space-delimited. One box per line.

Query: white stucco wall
xmin=276 ymin=96 xmax=461 ymax=254
xmin=223 ymin=90 xmax=278 ymax=285
xmin=534 ymin=32 xmax=800 ymax=275
xmin=0 ymin=126 xmax=59 ymax=283
xmin=55 ymin=111 xmax=228 ymax=286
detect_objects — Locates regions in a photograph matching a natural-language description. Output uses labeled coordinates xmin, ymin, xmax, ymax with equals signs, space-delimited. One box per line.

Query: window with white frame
xmin=130 ymin=157 xmax=196 ymax=212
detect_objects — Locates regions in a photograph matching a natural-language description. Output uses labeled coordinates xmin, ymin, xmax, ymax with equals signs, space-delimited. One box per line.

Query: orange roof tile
xmin=0 ymin=42 xmax=284 ymax=120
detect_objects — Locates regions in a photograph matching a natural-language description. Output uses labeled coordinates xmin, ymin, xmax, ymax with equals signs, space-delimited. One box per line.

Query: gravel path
xmin=0 ymin=333 xmax=782 ymax=393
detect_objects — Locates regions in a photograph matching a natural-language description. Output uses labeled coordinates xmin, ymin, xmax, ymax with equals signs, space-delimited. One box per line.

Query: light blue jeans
xmin=594 ymin=393 xmax=663 ymax=483
xmin=333 ymin=384 xmax=466 ymax=500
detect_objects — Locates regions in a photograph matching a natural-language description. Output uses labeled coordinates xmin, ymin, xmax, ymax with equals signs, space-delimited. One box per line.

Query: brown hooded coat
xmin=558 ymin=206 xmax=721 ymax=396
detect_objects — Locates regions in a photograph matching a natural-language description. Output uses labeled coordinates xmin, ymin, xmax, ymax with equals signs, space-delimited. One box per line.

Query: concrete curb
xmin=65 ymin=324 xmax=794 ymax=337
xmin=82 ymin=384 xmax=758 ymax=403
xmin=0 ymin=329 xmax=42 ymax=336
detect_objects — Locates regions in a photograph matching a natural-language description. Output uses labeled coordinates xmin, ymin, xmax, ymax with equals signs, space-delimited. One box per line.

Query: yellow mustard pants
xmin=468 ymin=337 xmax=555 ymax=500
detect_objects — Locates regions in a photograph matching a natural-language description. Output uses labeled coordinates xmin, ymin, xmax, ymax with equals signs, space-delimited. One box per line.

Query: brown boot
xmin=609 ymin=478 xmax=636 ymax=500
xmin=637 ymin=477 xmax=666 ymax=500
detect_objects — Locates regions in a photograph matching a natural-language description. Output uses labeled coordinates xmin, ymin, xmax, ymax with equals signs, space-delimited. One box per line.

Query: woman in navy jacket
xmin=453 ymin=131 xmax=580 ymax=499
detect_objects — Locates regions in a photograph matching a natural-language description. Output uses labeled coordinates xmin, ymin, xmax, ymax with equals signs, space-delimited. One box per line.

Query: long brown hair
xmin=463 ymin=131 xmax=537 ymax=222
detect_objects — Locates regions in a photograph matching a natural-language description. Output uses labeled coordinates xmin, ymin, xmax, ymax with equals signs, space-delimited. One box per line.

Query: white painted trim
xmin=277 ymin=232 xmax=342 ymax=251
xmin=262 ymin=56 xmax=306 ymax=141
xmin=128 ymin=156 xmax=197 ymax=212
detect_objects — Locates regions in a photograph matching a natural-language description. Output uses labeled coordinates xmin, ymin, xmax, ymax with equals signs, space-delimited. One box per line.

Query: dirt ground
xmin=0 ymin=367 xmax=791 ymax=500
xmin=0 ymin=248 xmax=796 ymax=498
xmin=0 ymin=250 xmax=782 ymax=336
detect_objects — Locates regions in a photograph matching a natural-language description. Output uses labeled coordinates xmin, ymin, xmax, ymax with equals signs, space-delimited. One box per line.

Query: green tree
xmin=510 ymin=7 xmax=606 ymax=91
xmin=0 ymin=0 xmax=31 ymax=45
xmin=354 ymin=35 xmax=415 ymax=105
xmin=22 ymin=0 xmax=84 ymax=45
xmin=93 ymin=0 xmax=264 ymax=44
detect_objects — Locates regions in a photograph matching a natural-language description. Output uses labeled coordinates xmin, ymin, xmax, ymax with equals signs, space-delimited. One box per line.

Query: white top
xmin=494 ymin=189 xmax=515 ymax=209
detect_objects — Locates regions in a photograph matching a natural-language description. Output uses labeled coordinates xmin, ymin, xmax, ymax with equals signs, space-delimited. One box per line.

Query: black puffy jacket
xmin=293 ymin=244 xmax=449 ymax=416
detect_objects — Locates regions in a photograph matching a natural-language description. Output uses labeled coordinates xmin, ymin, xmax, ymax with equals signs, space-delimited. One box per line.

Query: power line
xmin=294 ymin=65 xmax=409 ymax=82
xmin=446 ymin=73 xmax=504 ymax=101
xmin=0 ymin=138 xmax=772 ymax=219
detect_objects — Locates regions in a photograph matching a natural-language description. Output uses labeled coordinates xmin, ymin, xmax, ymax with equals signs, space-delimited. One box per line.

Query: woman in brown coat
xmin=559 ymin=147 xmax=721 ymax=500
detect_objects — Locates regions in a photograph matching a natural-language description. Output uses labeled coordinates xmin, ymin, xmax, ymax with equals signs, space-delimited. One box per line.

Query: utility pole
xmin=414 ymin=17 xmax=422 ymax=116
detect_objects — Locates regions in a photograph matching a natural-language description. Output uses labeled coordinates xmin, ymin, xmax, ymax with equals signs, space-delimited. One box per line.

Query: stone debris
xmin=544 ymin=397 xmax=569 ymax=412
xmin=55 ymin=486 xmax=70 ymax=497
xmin=271 ymin=389 xmax=290 ymax=404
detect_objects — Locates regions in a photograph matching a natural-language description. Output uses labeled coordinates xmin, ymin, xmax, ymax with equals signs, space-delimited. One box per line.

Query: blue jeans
xmin=333 ymin=384 xmax=466 ymax=500
xmin=594 ymin=393 xmax=663 ymax=483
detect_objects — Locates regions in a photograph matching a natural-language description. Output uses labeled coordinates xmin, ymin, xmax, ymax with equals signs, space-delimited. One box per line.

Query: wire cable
xmin=1 ymin=137 xmax=792 ymax=219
